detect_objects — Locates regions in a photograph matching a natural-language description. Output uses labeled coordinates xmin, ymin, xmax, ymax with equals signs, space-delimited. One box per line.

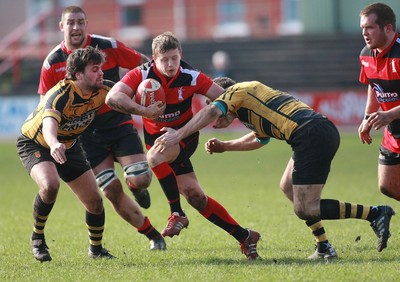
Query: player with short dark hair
xmin=359 ymin=3 xmax=400 ymax=202
xmin=38 ymin=6 xmax=166 ymax=252
xmin=155 ymin=77 xmax=395 ymax=260
xmin=17 ymin=46 xmax=115 ymax=261
xmin=106 ymin=32 xmax=261 ymax=260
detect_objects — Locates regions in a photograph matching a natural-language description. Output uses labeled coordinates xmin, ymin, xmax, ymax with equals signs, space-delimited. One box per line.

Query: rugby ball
xmin=135 ymin=78 xmax=165 ymax=107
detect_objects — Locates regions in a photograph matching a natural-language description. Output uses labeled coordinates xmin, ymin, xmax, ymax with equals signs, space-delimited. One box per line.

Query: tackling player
xmin=155 ymin=77 xmax=395 ymax=260
xmin=106 ymin=32 xmax=261 ymax=260
xmin=38 ymin=6 xmax=166 ymax=251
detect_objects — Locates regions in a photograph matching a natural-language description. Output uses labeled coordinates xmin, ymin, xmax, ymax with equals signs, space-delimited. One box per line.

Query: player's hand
xmin=50 ymin=142 xmax=67 ymax=164
xmin=205 ymin=138 xmax=225 ymax=154
xmin=155 ymin=127 xmax=179 ymax=152
xmin=368 ymin=111 xmax=392 ymax=130
xmin=144 ymin=101 xmax=166 ymax=120
xmin=358 ymin=119 xmax=372 ymax=144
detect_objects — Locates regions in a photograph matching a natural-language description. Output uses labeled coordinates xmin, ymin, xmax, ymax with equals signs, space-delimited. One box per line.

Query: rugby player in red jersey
xmin=38 ymin=6 xmax=166 ymax=251
xmin=359 ymin=4 xmax=400 ymax=204
xmin=106 ymin=31 xmax=261 ymax=260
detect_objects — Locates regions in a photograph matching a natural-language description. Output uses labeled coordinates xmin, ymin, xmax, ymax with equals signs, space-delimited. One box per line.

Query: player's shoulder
xmin=359 ymin=45 xmax=373 ymax=57
xmin=43 ymin=44 xmax=67 ymax=69
xmin=391 ymin=37 xmax=400 ymax=57
xmin=90 ymin=34 xmax=118 ymax=49
xmin=102 ymin=79 xmax=115 ymax=90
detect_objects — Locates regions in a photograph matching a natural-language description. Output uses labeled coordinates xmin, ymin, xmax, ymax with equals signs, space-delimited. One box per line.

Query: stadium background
xmin=1 ymin=0 xmax=400 ymax=138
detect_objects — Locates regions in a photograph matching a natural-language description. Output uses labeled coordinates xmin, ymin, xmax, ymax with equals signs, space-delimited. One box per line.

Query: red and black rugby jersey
xmin=38 ymin=34 xmax=143 ymax=129
xmin=359 ymin=34 xmax=400 ymax=111
xmin=121 ymin=60 xmax=213 ymax=135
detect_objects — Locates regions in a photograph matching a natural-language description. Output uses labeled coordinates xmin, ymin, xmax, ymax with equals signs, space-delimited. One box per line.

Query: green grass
xmin=1 ymin=131 xmax=399 ymax=281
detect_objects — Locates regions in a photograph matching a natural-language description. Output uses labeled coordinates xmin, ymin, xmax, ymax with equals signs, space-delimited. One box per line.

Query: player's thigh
xmin=147 ymin=143 xmax=180 ymax=166
xmin=117 ymin=153 xmax=147 ymax=167
xmin=280 ymin=157 xmax=294 ymax=195
xmin=91 ymin=153 xmax=115 ymax=175
xmin=378 ymin=163 xmax=400 ymax=190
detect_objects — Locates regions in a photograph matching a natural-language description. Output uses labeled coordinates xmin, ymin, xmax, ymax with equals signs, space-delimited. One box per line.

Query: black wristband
xmin=364 ymin=114 xmax=370 ymax=120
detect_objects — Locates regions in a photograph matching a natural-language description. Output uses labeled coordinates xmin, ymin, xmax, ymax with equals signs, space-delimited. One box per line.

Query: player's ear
xmin=75 ymin=71 xmax=83 ymax=80
xmin=59 ymin=21 xmax=63 ymax=32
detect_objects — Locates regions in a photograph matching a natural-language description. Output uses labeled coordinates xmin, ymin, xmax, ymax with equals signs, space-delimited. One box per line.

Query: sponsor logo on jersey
xmin=373 ymin=83 xmax=399 ymax=103
xmin=61 ymin=110 xmax=96 ymax=131
xmin=157 ymin=110 xmax=181 ymax=122
xmin=361 ymin=60 xmax=369 ymax=67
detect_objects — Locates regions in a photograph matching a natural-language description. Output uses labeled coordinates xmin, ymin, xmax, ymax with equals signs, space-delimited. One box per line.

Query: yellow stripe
xmin=90 ymin=240 xmax=102 ymax=246
xmin=88 ymin=233 xmax=103 ymax=238
xmin=308 ymin=221 xmax=322 ymax=231
xmin=315 ymin=234 xmax=328 ymax=243
xmin=351 ymin=205 xmax=358 ymax=218
xmin=86 ymin=225 xmax=104 ymax=231
xmin=361 ymin=206 xmax=370 ymax=220
xmin=339 ymin=201 xmax=345 ymax=219
xmin=33 ymin=227 xmax=44 ymax=234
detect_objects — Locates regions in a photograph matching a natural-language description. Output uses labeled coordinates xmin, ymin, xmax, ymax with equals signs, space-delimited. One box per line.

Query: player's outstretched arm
xmin=206 ymin=132 xmax=265 ymax=154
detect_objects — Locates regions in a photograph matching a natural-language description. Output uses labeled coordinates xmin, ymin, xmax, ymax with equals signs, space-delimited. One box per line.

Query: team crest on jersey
xmin=34 ymin=151 xmax=41 ymax=158
xmin=391 ymin=59 xmax=397 ymax=73
xmin=178 ymin=87 xmax=183 ymax=100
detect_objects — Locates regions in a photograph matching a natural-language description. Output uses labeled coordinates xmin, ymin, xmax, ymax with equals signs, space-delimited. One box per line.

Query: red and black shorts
xmin=144 ymin=129 xmax=199 ymax=175
xmin=16 ymin=135 xmax=90 ymax=182
xmin=379 ymin=145 xmax=400 ymax=165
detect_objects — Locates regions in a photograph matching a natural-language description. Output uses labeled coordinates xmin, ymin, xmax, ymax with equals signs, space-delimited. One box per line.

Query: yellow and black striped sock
xmin=305 ymin=219 xmax=330 ymax=252
xmin=320 ymin=199 xmax=380 ymax=222
xmin=86 ymin=209 xmax=105 ymax=252
xmin=32 ymin=193 xmax=54 ymax=240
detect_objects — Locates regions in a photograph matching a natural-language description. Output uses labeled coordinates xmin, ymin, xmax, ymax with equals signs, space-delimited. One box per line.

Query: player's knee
xmin=294 ymin=206 xmax=319 ymax=221
xmin=123 ymin=161 xmax=152 ymax=189
xmin=146 ymin=149 xmax=160 ymax=167
xmin=39 ymin=178 xmax=60 ymax=201
xmin=92 ymin=197 xmax=104 ymax=214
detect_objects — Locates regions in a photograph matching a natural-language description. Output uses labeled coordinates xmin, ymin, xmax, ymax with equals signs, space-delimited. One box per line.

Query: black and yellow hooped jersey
xmin=21 ymin=79 xmax=113 ymax=149
xmin=213 ymin=81 xmax=324 ymax=141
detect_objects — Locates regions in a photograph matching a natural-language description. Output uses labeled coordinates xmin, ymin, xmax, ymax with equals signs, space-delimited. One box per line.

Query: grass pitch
xmin=0 ymin=131 xmax=399 ymax=281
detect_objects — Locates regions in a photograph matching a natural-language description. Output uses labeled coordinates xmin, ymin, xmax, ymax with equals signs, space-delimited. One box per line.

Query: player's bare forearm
xmin=223 ymin=133 xmax=264 ymax=151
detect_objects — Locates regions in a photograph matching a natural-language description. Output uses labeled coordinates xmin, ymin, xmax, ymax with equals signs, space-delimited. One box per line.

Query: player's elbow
xmin=105 ymin=92 xmax=118 ymax=108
